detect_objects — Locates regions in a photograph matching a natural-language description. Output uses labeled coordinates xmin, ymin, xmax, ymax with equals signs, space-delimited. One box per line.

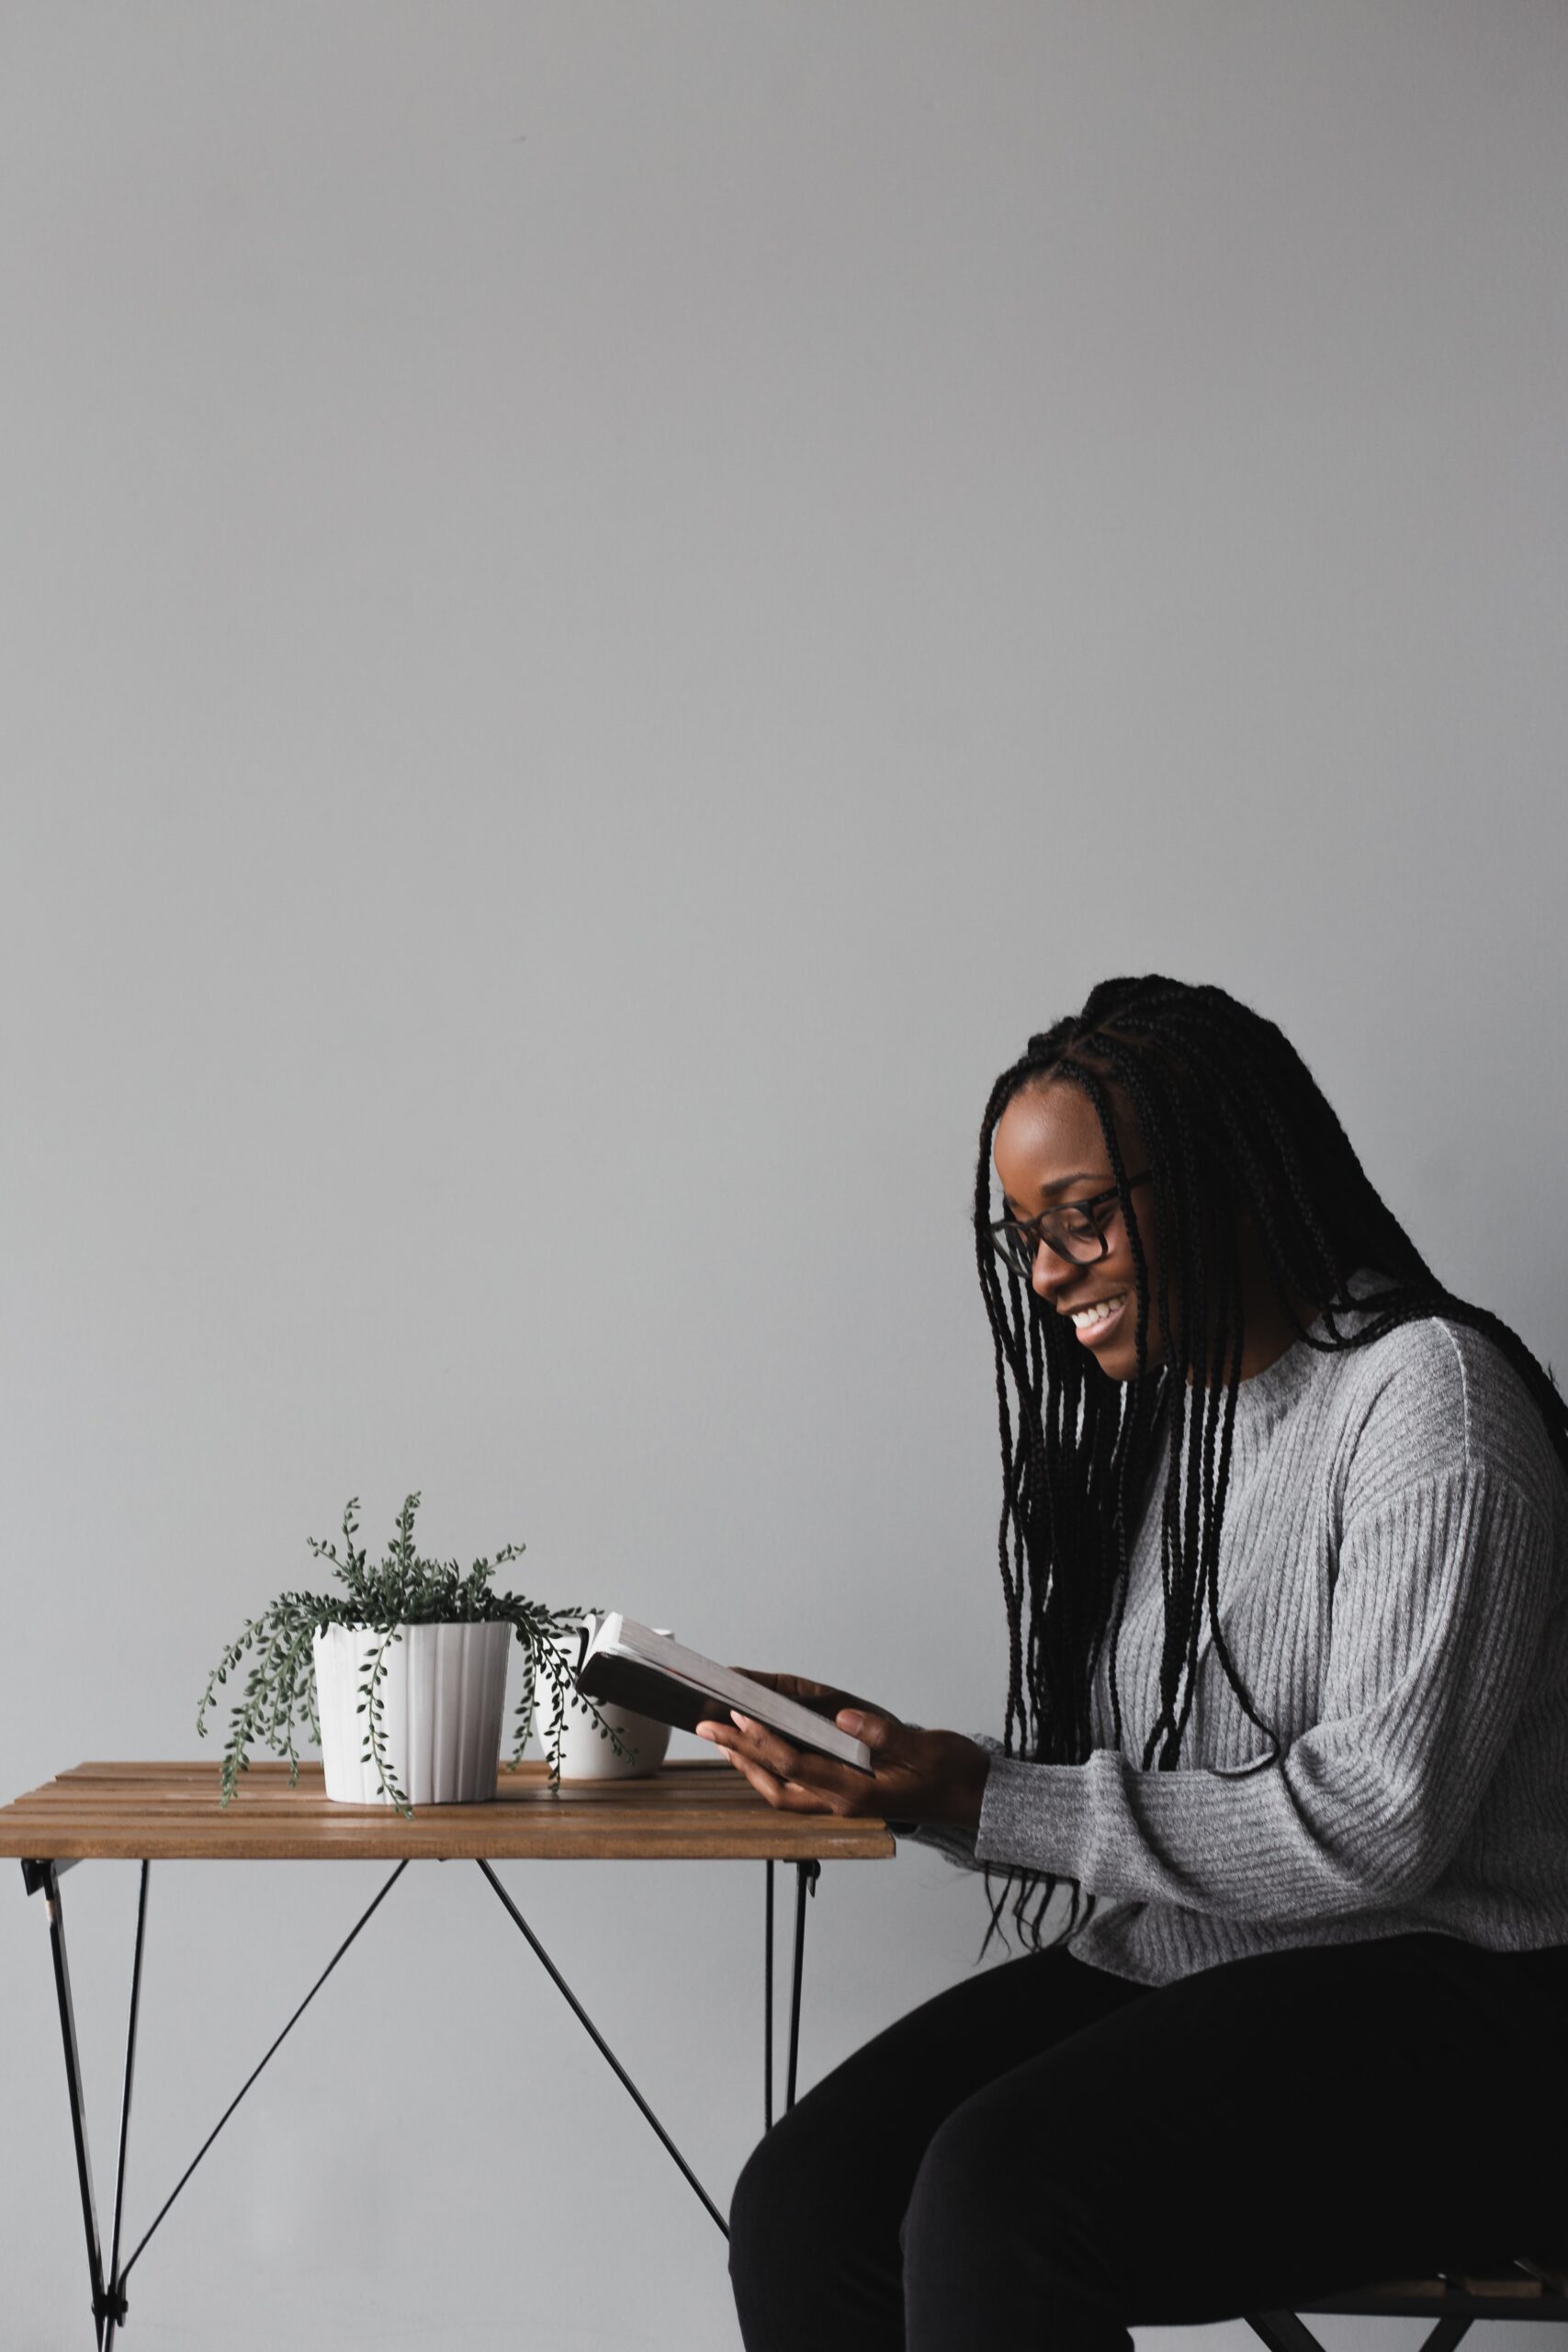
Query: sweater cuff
xmin=976 ymin=1752 xmax=1098 ymax=1877
xmin=894 ymin=1818 xmax=982 ymax=1870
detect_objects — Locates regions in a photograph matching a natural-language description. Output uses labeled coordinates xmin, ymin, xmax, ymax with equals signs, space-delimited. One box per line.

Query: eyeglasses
xmin=986 ymin=1171 xmax=1152 ymax=1274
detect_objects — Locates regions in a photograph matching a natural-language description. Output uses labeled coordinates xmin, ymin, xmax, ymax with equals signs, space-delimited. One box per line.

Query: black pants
xmin=728 ymin=1931 xmax=1568 ymax=2352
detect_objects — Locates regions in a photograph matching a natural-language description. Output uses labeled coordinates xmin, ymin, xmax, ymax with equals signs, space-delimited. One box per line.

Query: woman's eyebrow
xmin=1003 ymin=1170 xmax=1103 ymax=1210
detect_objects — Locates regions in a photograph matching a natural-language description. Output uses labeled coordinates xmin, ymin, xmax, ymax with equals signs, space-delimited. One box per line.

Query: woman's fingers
xmin=713 ymin=1740 xmax=820 ymax=1811
xmin=740 ymin=1762 xmax=833 ymax=1814
xmin=699 ymin=1715 xmax=805 ymax=1775
xmin=697 ymin=1719 xmax=846 ymax=1813
xmin=727 ymin=1711 xmax=830 ymax=1782
xmin=728 ymin=1712 xmax=873 ymax=1808
xmin=730 ymin=1670 xmax=867 ymax=1720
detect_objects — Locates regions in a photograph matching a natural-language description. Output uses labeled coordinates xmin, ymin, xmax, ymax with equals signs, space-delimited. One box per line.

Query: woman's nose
xmin=1030 ymin=1241 xmax=1074 ymax=1304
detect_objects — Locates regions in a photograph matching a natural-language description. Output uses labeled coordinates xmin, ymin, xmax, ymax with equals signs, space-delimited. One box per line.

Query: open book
xmin=573 ymin=1615 xmax=875 ymax=1775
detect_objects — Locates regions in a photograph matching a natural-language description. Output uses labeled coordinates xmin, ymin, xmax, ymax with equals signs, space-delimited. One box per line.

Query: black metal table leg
xmin=25 ymin=1852 xmax=410 ymax=2338
xmin=34 ymin=1859 xmax=108 ymax=2346
xmin=475 ymin=1858 xmax=730 ymax=2236
xmin=763 ymin=1860 xmax=775 ymax=2130
xmin=102 ymin=1861 xmax=150 ymax=2352
xmin=1251 ymin=2310 xmax=1480 ymax=2352
xmin=784 ymin=1860 xmax=818 ymax=2114
xmin=28 ymin=1858 xmax=149 ymax=2349
xmin=117 ymin=1860 xmax=409 ymax=2298
xmin=1248 ymin=2315 xmax=1328 ymax=2352
xmin=23 ymin=1845 xmax=829 ymax=2328
xmin=1417 ymin=2322 xmax=1475 ymax=2352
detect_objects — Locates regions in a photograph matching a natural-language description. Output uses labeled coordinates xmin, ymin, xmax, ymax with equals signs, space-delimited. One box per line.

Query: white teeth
xmin=1070 ymin=1294 xmax=1126 ymax=1329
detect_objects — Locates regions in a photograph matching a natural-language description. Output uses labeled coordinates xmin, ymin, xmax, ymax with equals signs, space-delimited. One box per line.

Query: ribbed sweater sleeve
xmin=973 ymin=1461 xmax=1554 ymax=1920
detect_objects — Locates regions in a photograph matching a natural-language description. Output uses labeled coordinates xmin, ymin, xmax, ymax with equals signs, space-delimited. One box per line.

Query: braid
xmin=974 ymin=975 xmax=1568 ymax=1955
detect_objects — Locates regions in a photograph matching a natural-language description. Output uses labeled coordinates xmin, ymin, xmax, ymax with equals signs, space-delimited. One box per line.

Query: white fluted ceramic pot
xmin=535 ymin=1631 xmax=671 ymax=1781
xmin=313 ymin=1621 xmax=513 ymax=1804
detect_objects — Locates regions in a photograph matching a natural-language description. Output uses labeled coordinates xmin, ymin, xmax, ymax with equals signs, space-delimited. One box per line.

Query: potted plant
xmin=197 ymin=1492 xmax=626 ymax=1814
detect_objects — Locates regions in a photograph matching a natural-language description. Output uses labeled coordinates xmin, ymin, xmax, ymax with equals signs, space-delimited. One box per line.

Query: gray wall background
xmin=4 ymin=4 xmax=1566 ymax=2346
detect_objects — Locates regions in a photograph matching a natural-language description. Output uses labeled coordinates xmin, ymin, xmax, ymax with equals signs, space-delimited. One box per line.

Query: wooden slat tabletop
xmin=0 ymin=1759 xmax=897 ymax=1863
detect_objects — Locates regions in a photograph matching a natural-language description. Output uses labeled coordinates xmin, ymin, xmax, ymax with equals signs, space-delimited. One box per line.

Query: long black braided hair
xmin=975 ymin=975 xmax=1568 ymax=1952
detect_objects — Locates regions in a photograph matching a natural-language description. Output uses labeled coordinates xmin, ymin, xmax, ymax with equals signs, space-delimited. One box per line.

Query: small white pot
xmin=313 ymin=1622 xmax=513 ymax=1805
xmin=534 ymin=1630 xmax=671 ymax=1781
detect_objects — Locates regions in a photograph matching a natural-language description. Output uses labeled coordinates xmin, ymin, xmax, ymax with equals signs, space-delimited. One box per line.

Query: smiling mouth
xmin=1065 ymin=1292 xmax=1128 ymax=1340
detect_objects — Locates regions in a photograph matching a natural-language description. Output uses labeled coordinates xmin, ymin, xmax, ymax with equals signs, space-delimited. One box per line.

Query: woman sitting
xmin=704 ymin=974 xmax=1568 ymax=2352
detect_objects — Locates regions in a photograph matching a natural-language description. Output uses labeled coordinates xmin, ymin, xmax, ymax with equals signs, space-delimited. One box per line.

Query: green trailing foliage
xmin=197 ymin=1492 xmax=625 ymax=1814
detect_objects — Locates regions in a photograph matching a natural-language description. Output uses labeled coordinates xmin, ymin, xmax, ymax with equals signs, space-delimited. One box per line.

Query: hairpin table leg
xmin=476 ymin=1858 xmax=729 ymax=2236
xmin=25 ymin=1858 xmax=148 ymax=2349
xmin=32 ymin=1859 xmax=107 ymax=2346
xmin=1248 ymin=2315 xmax=1328 ymax=2352
xmin=784 ymin=1860 xmax=819 ymax=2114
xmin=101 ymin=1860 xmax=151 ymax=2350
xmin=763 ymin=1860 xmax=775 ymax=2130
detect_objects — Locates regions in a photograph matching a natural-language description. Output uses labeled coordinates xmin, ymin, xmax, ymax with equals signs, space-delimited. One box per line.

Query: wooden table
xmin=2 ymin=1758 xmax=894 ymax=2348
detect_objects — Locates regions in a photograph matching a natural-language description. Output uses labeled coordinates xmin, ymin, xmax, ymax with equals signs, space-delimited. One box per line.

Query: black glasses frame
xmin=987 ymin=1170 xmax=1152 ymax=1274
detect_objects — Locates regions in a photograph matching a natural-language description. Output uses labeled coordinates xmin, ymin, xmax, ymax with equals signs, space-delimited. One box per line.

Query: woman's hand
xmin=694 ymin=1670 xmax=990 ymax=1830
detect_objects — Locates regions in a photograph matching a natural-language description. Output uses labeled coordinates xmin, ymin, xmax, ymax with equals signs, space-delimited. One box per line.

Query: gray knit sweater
xmin=906 ymin=1305 xmax=1568 ymax=1984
